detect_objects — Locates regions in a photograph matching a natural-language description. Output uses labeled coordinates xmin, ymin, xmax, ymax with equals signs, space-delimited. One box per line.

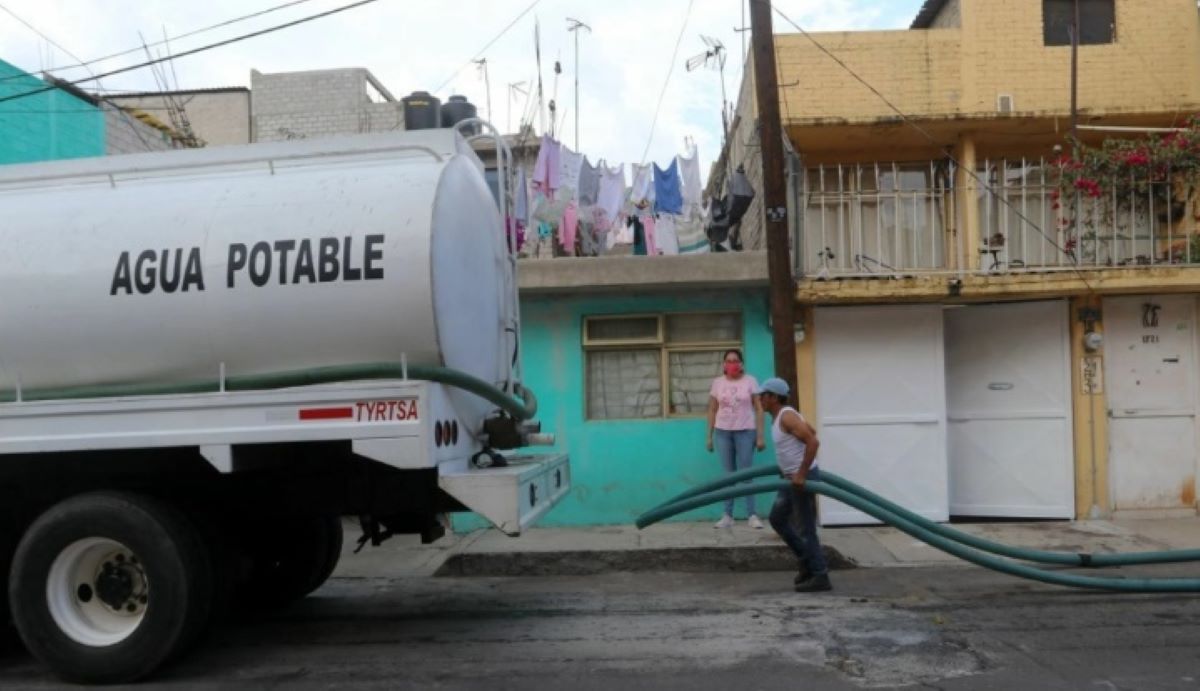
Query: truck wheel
xmin=7 ymin=492 xmax=212 ymax=684
xmin=242 ymin=514 xmax=343 ymax=609
xmin=306 ymin=515 xmax=344 ymax=596
xmin=0 ymin=530 xmax=13 ymax=647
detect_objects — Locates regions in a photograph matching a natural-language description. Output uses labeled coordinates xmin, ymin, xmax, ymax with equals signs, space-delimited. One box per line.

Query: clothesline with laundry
xmin=512 ymin=134 xmax=755 ymax=259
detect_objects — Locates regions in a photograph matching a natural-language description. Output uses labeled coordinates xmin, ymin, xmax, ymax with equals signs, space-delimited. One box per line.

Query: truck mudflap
xmin=438 ymin=454 xmax=570 ymax=536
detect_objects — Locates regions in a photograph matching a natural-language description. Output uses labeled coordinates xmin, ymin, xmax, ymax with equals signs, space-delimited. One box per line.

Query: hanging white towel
xmin=595 ymin=162 xmax=626 ymax=231
xmin=558 ymin=145 xmax=584 ymax=199
xmin=656 ymin=215 xmax=680 ymax=255
xmin=629 ymin=162 xmax=655 ymax=208
xmin=678 ymin=144 xmax=703 ymax=208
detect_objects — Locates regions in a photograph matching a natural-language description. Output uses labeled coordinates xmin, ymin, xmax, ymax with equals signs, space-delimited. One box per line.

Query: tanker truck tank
xmin=0 ymin=129 xmax=516 ymax=427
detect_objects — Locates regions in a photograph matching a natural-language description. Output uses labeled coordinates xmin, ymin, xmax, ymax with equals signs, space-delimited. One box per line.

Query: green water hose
xmin=0 ymin=362 xmax=537 ymax=421
xmin=637 ymin=479 xmax=1200 ymax=593
xmin=655 ymin=465 xmax=1200 ymax=568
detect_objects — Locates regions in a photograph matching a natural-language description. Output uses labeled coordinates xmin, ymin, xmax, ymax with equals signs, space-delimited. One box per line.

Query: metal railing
xmin=798 ymin=157 xmax=1200 ymax=277
xmin=978 ymin=158 xmax=1198 ymax=270
xmin=800 ymin=161 xmax=956 ymax=277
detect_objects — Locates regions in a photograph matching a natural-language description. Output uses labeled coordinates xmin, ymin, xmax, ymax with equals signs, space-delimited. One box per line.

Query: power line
xmin=641 ymin=0 xmax=696 ymax=164
xmin=0 ymin=0 xmax=320 ymax=85
xmin=432 ymin=0 xmax=542 ymax=95
xmin=0 ymin=0 xmax=382 ymax=107
xmin=768 ymin=1 xmax=1091 ymax=289
xmin=0 ymin=1 xmax=159 ymax=151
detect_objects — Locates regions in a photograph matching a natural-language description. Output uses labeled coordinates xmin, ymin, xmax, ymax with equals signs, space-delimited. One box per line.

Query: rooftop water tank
xmin=402 ymin=91 xmax=441 ymax=131
xmin=441 ymin=95 xmax=478 ymax=135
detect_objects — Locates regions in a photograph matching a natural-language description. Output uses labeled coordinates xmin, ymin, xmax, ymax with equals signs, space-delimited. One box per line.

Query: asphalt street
xmin=4 ymin=562 xmax=1200 ymax=689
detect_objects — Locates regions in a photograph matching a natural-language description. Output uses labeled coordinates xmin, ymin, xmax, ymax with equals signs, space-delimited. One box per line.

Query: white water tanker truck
xmin=0 ymin=126 xmax=568 ymax=683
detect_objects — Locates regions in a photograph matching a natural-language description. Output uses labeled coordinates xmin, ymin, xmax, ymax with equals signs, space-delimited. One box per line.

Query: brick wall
xmin=767 ymin=0 xmax=1200 ymax=125
xmin=959 ymin=0 xmax=1200 ymax=116
xmin=774 ymin=29 xmax=964 ymax=123
xmin=250 ymin=68 xmax=403 ymax=142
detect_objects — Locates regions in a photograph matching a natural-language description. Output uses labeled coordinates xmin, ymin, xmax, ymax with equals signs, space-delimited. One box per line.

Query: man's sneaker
xmin=793 ymin=568 xmax=812 ymax=585
xmin=748 ymin=515 xmax=764 ymax=530
xmin=794 ymin=573 xmax=832 ymax=593
xmin=714 ymin=514 xmax=734 ymax=529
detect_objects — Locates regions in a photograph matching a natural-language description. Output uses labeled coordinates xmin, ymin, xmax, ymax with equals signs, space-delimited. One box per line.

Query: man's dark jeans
xmin=768 ymin=467 xmax=828 ymax=576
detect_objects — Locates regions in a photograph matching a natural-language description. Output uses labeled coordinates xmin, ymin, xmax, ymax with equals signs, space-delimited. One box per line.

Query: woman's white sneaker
xmin=748 ymin=515 xmax=764 ymax=529
xmin=714 ymin=514 xmax=734 ymax=529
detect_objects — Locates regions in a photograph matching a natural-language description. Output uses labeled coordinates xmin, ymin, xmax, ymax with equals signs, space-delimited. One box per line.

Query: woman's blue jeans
xmin=714 ymin=428 xmax=757 ymax=517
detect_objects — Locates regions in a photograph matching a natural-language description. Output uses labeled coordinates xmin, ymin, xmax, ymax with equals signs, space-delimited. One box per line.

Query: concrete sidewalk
xmin=334 ymin=515 xmax=1200 ymax=579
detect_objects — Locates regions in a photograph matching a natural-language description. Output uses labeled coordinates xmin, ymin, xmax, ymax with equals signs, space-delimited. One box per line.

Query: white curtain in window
xmin=669 ymin=350 xmax=723 ymax=415
xmin=586 ymin=350 xmax=662 ymax=419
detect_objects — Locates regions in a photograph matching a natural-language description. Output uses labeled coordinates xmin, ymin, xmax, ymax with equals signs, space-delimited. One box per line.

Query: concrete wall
xmin=518 ymin=252 xmax=768 ymax=293
xmin=458 ymin=288 xmax=774 ymax=528
xmin=250 ymin=68 xmax=403 ymax=142
xmin=106 ymin=90 xmax=251 ymax=147
xmin=0 ymin=59 xmax=103 ymax=164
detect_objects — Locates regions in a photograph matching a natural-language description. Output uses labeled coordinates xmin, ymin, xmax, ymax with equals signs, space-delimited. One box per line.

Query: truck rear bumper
xmin=438 ymin=454 xmax=570 ymax=536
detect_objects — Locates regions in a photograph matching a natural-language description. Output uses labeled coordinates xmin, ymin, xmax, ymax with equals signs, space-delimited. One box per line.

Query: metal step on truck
xmin=0 ymin=124 xmax=569 ymax=683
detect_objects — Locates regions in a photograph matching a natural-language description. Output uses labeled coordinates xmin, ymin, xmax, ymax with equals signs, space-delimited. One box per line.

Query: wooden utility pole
xmin=749 ymin=0 xmax=799 ymax=396
xmin=1070 ymin=0 xmax=1079 ymax=145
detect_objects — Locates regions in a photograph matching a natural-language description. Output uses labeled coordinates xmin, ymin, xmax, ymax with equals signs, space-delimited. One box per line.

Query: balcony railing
xmin=798 ymin=158 xmax=1200 ymax=277
xmin=801 ymin=161 xmax=955 ymax=276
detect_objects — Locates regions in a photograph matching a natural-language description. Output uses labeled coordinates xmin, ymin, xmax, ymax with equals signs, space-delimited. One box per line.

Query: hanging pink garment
xmin=561 ymin=201 xmax=579 ymax=255
xmin=641 ymin=214 xmax=658 ymax=256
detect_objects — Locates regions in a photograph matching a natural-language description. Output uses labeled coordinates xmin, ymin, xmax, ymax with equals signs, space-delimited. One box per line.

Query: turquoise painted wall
xmin=0 ymin=59 xmax=104 ymax=164
xmin=459 ymin=288 xmax=779 ymax=529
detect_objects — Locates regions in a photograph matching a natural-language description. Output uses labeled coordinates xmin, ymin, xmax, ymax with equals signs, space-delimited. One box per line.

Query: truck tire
xmin=7 ymin=492 xmax=213 ymax=684
xmin=306 ymin=515 xmax=345 ymax=595
xmin=0 ymin=529 xmax=13 ymax=648
xmin=242 ymin=514 xmax=343 ymax=609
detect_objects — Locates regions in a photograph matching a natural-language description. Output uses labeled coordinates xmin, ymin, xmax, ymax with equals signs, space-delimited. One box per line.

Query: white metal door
xmin=1105 ymin=296 xmax=1197 ymax=511
xmin=944 ymin=301 xmax=1074 ymax=518
xmin=815 ymin=305 xmax=948 ymax=525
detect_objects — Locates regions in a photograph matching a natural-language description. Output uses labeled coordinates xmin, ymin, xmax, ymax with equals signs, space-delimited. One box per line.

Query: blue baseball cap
xmin=754 ymin=377 xmax=790 ymax=397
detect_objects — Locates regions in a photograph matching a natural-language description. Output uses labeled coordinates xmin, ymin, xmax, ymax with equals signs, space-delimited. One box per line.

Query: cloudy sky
xmin=0 ymin=0 xmax=924 ymax=176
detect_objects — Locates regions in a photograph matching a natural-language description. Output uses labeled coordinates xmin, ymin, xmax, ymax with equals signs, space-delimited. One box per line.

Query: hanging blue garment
xmin=653 ymin=159 xmax=683 ymax=215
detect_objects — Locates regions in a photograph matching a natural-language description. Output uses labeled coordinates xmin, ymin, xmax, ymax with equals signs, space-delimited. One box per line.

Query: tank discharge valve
xmin=481 ymin=417 xmax=556 ymax=450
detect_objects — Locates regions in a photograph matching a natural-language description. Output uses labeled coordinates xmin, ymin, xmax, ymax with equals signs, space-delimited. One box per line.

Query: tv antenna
xmin=685 ymin=35 xmax=730 ymax=137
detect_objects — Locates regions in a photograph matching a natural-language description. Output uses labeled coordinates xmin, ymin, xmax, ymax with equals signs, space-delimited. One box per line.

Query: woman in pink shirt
xmin=706 ymin=349 xmax=766 ymax=529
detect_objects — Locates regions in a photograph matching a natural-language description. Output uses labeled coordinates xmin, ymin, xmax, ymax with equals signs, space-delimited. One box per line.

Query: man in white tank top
xmin=755 ymin=377 xmax=831 ymax=592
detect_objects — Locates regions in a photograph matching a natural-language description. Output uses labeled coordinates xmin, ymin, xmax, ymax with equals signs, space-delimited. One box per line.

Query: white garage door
xmin=1105 ymin=296 xmax=1197 ymax=512
xmin=944 ymin=301 xmax=1074 ymax=518
xmin=815 ymin=305 xmax=948 ymax=525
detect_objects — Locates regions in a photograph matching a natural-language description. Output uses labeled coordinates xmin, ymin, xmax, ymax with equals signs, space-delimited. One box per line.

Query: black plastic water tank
xmin=402 ymin=91 xmax=441 ymax=131
xmin=441 ymin=95 xmax=478 ymax=135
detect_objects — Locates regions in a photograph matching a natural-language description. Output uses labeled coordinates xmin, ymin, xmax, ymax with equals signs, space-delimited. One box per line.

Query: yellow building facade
xmin=721 ymin=0 xmax=1200 ymax=521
